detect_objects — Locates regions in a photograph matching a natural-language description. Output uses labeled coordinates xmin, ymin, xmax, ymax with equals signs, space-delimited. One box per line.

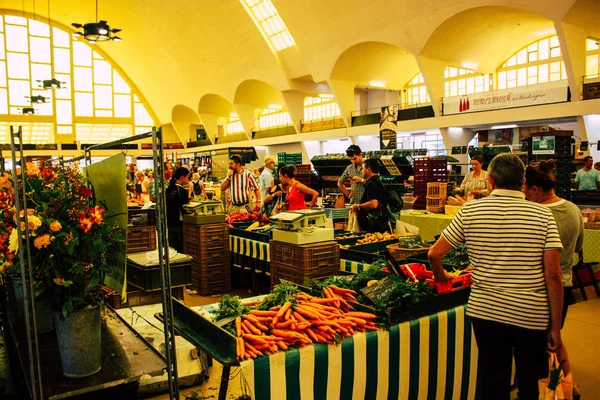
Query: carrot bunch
xmin=235 ymin=293 xmax=378 ymax=361
xmin=321 ymin=285 xmax=359 ymax=312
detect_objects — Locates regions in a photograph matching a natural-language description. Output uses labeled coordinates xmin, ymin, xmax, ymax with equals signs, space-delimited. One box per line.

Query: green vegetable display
xmin=256 ymin=280 xmax=300 ymax=311
xmin=214 ymin=295 xmax=250 ymax=322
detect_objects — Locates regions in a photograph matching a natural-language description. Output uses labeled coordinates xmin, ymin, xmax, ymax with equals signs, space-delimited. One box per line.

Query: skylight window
xmin=241 ymin=0 xmax=295 ymax=51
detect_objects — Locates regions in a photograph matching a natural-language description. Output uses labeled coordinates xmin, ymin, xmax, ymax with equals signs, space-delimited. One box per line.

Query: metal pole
xmin=62 ymin=130 xmax=154 ymax=164
xmin=9 ymin=126 xmax=43 ymax=399
xmin=152 ymin=127 xmax=180 ymax=399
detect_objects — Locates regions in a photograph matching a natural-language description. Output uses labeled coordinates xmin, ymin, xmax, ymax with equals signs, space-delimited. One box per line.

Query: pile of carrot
xmin=235 ymin=287 xmax=378 ymax=361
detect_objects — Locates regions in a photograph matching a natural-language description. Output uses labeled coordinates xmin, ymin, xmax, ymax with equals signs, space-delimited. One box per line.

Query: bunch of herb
xmin=442 ymin=244 xmax=470 ymax=269
xmin=213 ymin=295 xmax=250 ymax=321
xmin=347 ymin=258 xmax=389 ymax=291
xmin=257 ymin=281 xmax=300 ymax=311
xmin=309 ymin=275 xmax=353 ymax=293
xmin=371 ymin=276 xmax=435 ymax=313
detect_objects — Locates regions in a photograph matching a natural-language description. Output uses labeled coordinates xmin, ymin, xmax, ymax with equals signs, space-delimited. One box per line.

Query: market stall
xmin=238 ymin=304 xmax=478 ymax=400
xmin=400 ymin=210 xmax=600 ymax=263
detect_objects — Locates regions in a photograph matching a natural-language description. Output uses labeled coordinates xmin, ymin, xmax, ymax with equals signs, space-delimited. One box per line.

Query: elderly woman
xmin=456 ymin=154 xmax=488 ymax=199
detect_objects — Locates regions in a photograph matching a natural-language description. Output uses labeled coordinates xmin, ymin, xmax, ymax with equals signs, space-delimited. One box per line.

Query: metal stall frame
xmin=10 ymin=126 xmax=180 ymax=400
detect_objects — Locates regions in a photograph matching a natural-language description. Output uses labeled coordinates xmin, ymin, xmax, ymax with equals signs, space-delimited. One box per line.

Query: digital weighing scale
xmin=182 ymin=200 xmax=226 ymax=225
xmin=269 ymin=209 xmax=334 ymax=244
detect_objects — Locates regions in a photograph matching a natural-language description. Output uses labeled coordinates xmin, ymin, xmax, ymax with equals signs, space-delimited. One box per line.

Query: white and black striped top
xmin=442 ymin=189 xmax=563 ymax=330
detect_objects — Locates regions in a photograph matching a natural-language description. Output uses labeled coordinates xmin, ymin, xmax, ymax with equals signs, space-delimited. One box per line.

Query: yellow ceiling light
xmin=369 ymin=80 xmax=386 ymax=88
xmin=461 ymin=61 xmax=478 ymax=70
xmin=241 ymin=0 xmax=295 ymax=51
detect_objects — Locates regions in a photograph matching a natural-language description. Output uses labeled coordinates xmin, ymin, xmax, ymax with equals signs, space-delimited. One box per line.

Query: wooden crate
xmin=127 ymin=226 xmax=157 ymax=253
xmin=426 ymin=197 xmax=446 ymax=213
xmin=123 ymin=286 xmax=184 ymax=308
xmin=269 ymin=241 xmax=340 ymax=287
xmin=427 ymin=182 xmax=447 ymax=198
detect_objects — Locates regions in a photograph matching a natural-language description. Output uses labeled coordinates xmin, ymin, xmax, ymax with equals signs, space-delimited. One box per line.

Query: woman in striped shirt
xmin=456 ymin=154 xmax=488 ymax=199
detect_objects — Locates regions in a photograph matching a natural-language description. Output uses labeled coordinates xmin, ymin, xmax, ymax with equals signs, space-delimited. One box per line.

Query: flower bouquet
xmin=0 ymin=162 xmax=124 ymax=317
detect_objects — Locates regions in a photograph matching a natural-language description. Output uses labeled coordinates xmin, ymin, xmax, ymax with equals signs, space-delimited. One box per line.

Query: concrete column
xmin=328 ymin=79 xmax=356 ymax=127
xmin=281 ymin=90 xmax=305 ymax=133
xmin=554 ymin=21 xmax=587 ymax=102
xmin=233 ymin=104 xmax=256 ymax=140
xmin=416 ymin=56 xmax=447 ymax=116
xmin=440 ymin=127 xmax=477 ymax=167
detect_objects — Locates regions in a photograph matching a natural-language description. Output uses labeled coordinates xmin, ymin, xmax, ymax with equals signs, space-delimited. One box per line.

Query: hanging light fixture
xmin=36 ymin=78 xmax=65 ymax=90
xmin=29 ymin=95 xmax=47 ymax=104
xmin=21 ymin=107 xmax=36 ymax=115
xmin=71 ymin=0 xmax=122 ymax=44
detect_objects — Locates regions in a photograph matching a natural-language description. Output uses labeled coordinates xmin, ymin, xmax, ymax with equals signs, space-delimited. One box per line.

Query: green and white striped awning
xmin=239 ymin=304 xmax=478 ymax=399
xmin=230 ymin=235 xmax=270 ymax=262
xmin=340 ymin=259 xmax=370 ymax=274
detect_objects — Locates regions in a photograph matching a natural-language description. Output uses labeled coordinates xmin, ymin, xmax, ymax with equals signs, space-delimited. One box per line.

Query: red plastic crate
xmin=426 ymin=273 xmax=472 ymax=294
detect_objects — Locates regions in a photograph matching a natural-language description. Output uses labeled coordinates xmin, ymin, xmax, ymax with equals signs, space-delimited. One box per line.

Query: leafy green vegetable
xmin=213 ymin=295 xmax=250 ymax=321
xmin=442 ymin=244 xmax=470 ymax=269
xmin=257 ymin=281 xmax=300 ymax=311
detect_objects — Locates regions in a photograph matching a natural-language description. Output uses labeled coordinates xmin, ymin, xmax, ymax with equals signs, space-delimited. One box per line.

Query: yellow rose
xmin=50 ymin=221 xmax=62 ymax=232
xmin=8 ymin=229 xmax=19 ymax=253
xmin=33 ymin=234 xmax=51 ymax=250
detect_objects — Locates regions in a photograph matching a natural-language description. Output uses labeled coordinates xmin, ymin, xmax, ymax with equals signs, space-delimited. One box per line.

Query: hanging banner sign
xmin=443 ymin=84 xmax=569 ymax=115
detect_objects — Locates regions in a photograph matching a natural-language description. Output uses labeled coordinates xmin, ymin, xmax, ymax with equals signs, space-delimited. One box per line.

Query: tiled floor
xmin=147 ymin=288 xmax=600 ymax=400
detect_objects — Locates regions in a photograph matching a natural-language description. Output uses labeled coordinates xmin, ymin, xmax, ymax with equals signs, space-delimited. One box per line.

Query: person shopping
xmin=165 ymin=167 xmax=190 ymax=253
xmin=456 ymin=154 xmax=488 ymax=199
xmin=338 ymin=145 xmax=366 ymax=205
xmin=428 ymin=153 xmax=563 ymax=399
xmin=278 ymin=166 xmax=318 ymax=210
xmin=188 ymin=172 xmax=207 ymax=201
xmin=220 ymin=154 xmax=261 ymax=213
xmin=349 ymin=159 xmax=393 ymax=233
xmin=523 ymin=159 xmax=585 ymax=390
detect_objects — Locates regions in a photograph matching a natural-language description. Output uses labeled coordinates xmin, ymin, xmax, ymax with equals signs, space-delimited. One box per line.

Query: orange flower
xmin=49 ymin=220 xmax=62 ymax=232
xmin=53 ymin=277 xmax=65 ymax=285
xmin=79 ymin=216 xmax=94 ymax=234
xmin=25 ymin=162 xmax=40 ymax=177
xmin=91 ymin=206 xmax=104 ymax=224
xmin=33 ymin=233 xmax=51 ymax=249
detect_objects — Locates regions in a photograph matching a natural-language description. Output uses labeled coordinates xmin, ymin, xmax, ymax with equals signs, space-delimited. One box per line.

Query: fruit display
xmin=212 ymin=282 xmax=379 ymax=361
xmin=334 ymin=233 xmax=363 ymax=240
xmin=355 ymin=232 xmax=397 ymax=245
xmin=225 ymin=211 xmax=268 ymax=224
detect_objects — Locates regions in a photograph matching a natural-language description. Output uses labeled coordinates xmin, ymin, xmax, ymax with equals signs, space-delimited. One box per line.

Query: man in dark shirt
xmin=350 ymin=158 xmax=391 ymax=233
xmin=165 ymin=167 xmax=190 ymax=252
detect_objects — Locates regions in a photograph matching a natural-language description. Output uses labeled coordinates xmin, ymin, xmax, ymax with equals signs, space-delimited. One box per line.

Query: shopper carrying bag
xmin=538 ymin=352 xmax=573 ymax=400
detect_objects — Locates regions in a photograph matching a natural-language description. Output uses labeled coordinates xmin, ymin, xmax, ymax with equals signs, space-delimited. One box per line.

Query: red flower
xmin=41 ymin=168 xmax=55 ymax=181
xmin=79 ymin=187 xmax=93 ymax=197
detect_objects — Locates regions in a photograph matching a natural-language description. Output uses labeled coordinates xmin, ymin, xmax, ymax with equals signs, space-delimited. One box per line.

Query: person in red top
xmin=278 ymin=165 xmax=318 ymax=210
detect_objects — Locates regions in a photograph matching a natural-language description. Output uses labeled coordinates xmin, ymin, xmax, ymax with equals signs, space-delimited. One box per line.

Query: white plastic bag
xmin=347 ymin=211 xmax=361 ymax=232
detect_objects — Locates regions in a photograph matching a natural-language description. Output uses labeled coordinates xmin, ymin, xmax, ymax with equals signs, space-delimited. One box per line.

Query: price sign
xmin=360 ymin=277 xmax=396 ymax=305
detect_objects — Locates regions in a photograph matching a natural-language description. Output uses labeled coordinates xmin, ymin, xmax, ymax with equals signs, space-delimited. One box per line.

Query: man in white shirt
xmin=259 ymin=156 xmax=275 ymax=204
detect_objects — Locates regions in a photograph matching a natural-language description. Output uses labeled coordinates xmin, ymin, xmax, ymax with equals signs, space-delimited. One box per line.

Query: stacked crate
xmin=526 ymin=135 xmax=572 ymax=200
xmin=426 ymin=182 xmax=447 ymax=213
xmin=270 ymin=241 xmax=340 ymax=287
xmin=183 ymin=223 xmax=230 ymax=295
xmin=278 ymin=152 xmax=303 ymax=166
xmin=127 ymin=226 xmax=157 ymax=253
xmin=294 ymin=164 xmax=312 ymax=186
xmin=413 ymin=158 xmax=449 ymax=210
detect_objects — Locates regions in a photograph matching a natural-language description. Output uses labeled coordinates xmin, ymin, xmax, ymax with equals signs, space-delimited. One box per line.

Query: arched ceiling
xmin=331 ymin=42 xmax=419 ymax=89
xmin=234 ymin=80 xmax=283 ymax=109
xmin=2 ymin=0 xmax=597 ymax=129
xmin=422 ymin=6 xmax=555 ymax=73
xmin=198 ymin=94 xmax=235 ymax=117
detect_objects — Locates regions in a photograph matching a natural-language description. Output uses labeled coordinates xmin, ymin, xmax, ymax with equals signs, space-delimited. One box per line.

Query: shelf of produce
xmin=166 ymin=296 xmax=478 ymax=400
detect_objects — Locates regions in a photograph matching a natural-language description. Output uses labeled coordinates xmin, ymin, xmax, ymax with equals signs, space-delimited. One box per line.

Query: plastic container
xmin=402 ymin=195 xmax=417 ymax=210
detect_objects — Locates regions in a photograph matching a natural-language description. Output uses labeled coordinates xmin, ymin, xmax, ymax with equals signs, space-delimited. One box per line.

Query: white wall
xmin=354 ymin=134 xmax=380 ymax=152
xmin=583 ymin=114 xmax=600 ymax=161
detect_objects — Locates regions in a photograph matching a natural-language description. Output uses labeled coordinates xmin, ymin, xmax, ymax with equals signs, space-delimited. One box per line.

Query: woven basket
xmin=387 ymin=243 xmax=431 ymax=261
